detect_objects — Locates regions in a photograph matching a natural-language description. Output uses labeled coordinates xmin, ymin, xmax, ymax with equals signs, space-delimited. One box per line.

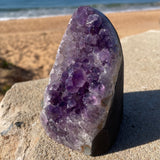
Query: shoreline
xmin=1 ymin=0 xmax=160 ymax=21
xmin=0 ymin=8 xmax=160 ymax=22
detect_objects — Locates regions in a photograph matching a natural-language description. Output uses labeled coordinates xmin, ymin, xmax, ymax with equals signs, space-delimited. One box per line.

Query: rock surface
xmin=0 ymin=30 xmax=160 ymax=160
xmin=40 ymin=6 xmax=123 ymax=156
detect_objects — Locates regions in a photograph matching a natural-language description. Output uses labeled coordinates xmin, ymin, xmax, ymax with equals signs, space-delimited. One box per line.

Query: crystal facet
xmin=41 ymin=6 xmax=123 ymax=156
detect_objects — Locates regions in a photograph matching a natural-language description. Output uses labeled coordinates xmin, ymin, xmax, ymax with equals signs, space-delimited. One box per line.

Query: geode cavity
xmin=41 ymin=6 xmax=123 ymax=156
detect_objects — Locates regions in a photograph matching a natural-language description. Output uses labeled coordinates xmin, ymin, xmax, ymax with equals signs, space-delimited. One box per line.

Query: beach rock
xmin=0 ymin=30 xmax=160 ymax=160
xmin=40 ymin=6 xmax=123 ymax=156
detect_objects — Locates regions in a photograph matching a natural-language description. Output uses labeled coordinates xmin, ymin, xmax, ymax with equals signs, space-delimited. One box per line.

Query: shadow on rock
xmin=0 ymin=58 xmax=34 ymax=98
xmin=109 ymin=90 xmax=160 ymax=153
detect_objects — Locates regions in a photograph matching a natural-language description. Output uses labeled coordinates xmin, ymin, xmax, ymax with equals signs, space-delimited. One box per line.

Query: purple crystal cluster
xmin=41 ymin=6 xmax=123 ymax=156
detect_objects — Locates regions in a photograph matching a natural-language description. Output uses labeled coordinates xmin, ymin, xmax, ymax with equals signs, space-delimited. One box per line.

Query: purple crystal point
xmin=41 ymin=6 xmax=123 ymax=156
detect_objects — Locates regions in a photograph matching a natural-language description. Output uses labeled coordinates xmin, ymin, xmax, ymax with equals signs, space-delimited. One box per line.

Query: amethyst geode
xmin=41 ymin=6 xmax=123 ymax=156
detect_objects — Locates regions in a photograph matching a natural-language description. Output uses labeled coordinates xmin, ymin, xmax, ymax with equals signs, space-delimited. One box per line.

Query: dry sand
xmin=0 ymin=9 xmax=160 ymax=100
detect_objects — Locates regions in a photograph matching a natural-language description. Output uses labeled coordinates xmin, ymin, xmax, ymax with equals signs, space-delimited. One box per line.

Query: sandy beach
xmin=0 ymin=9 xmax=160 ymax=100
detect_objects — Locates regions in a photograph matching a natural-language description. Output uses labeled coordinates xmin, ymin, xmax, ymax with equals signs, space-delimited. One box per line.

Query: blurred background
xmin=0 ymin=0 xmax=160 ymax=101
xmin=0 ymin=0 xmax=160 ymax=20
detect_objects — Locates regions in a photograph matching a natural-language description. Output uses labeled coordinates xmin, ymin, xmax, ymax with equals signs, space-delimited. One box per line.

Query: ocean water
xmin=0 ymin=0 xmax=160 ymax=21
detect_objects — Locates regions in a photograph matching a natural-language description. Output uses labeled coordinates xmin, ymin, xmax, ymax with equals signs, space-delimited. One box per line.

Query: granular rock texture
xmin=40 ymin=6 xmax=123 ymax=156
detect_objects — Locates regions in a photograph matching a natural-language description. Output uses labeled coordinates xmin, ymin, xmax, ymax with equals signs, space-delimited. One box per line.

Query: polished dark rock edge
xmin=91 ymin=59 xmax=123 ymax=156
